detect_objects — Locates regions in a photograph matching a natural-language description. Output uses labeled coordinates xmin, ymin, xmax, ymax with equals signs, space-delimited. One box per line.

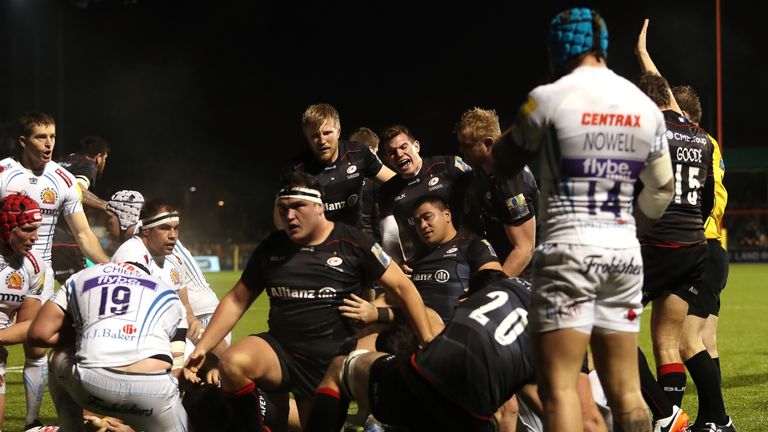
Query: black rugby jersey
xmin=411 ymin=235 xmax=498 ymax=321
xmin=241 ymin=222 xmax=391 ymax=360
xmin=379 ymin=155 xmax=472 ymax=259
xmin=641 ymin=111 xmax=714 ymax=245
xmin=359 ymin=178 xmax=382 ymax=243
xmin=53 ymin=154 xmax=98 ymax=244
xmin=465 ymin=166 xmax=539 ymax=260
xmin=413 ymin=277 xmax=535 ymax=419
xmin=289 ymin=140 xmax=384 ymax=228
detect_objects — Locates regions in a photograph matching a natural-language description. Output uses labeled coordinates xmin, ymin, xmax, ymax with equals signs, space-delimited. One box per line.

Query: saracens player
xmin=378 ymin=124 xmax=472 ymax=263
xmin=286 ymin=103 xmax=395 ymax=229
xmin=184 ymin=171 xmax=434 ymax=431
xmin=1 ymin=112 xmax=109 ymax=431
xmin=0 ymin=195 xmax=46 ymax=431
xmin=303 ymin=270 xmax=539 ymax=432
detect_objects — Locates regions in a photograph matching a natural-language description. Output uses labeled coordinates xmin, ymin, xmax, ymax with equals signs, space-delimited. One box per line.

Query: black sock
xmin=638 ymin=348 xmax=674 ymax=420
xmin=713 ymin=356 xmax=721 ymax=381
xmin=304 ymin=387 xmax=350 ymax=432
xmin=226 ymin=382 xmax=264 ymax=432
xmin=685 ymin=350 xmax=728 ymax=425
xmin=657 ymin=363 xmax=686 ymax=407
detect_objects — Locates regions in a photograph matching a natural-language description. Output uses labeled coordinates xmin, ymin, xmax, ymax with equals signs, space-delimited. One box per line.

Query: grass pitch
xmin=2 ymin=265 xmax=766 ymax=431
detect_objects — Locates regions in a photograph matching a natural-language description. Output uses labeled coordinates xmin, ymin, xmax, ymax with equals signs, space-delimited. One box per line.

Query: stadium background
xmin=0 ymin=0 xmax=766 ymax=430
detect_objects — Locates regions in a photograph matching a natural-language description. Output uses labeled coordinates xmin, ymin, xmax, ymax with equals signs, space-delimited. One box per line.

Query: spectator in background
xmin=52 ymin=135 xmax=110 ymax=285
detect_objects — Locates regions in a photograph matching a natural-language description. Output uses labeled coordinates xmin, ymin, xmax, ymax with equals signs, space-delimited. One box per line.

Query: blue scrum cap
xmin=548 ymin=8 xmax=608 ymax=75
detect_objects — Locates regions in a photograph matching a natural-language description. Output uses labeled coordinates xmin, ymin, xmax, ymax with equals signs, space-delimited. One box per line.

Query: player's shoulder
xmin=0 ymin=157 xmax=20 ymax=179
xmin=44 ymin=160 xmax=78 ymax=188
xmin=112 ymin=237 xmax=151 ymax=265
xmin=326 ymin=222 xmax=370 ymax=248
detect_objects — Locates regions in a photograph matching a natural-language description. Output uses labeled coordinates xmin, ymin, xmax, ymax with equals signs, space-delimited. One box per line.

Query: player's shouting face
xmin=304 ymin=119 xmax=341 ymax=165
xmin=385 ymin=132 xmax=422 ymax=178
xmin=277 ymin=197 xmax=324 ymax=245
xmin=20 ymin=123 xmax=56 ymax=172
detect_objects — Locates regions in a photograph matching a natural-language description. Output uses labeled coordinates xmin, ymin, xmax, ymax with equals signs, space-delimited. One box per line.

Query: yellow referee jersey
xmin=704 ymin=135 xmax=728 ymax=243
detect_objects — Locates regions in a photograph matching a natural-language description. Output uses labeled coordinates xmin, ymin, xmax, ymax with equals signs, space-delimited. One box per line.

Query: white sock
xmin=23 ymin=356 xmax=48 ymax=425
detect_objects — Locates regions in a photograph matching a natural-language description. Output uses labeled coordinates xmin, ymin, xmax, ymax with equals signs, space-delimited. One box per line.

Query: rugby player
xmin=304 ymin=269 xmax=539 ymax=432
xmin=184 ymin=171 xmax=434 ymax=431
xmin=350 ymin=126 xmax=383 ymax=244
xmin=51 ymin=135 xmax=110 ymax=284
xmin=1 ymin=112 xmax=109 ymax=431
xmin=286 ymin=104 xmax=395 ymax=229
xmin=378 ymin=124 xmax=472 ymax=263
xmin=27 ymin=261 xmax=189 ymax=432
xmin=456 ymin=107 xmax=539 ymax=277
xmin=636 ymin=20 xmax=732 ymax=432
xmin=491 ymin=8 xmax=674 ymax=432
xmin=0 ymin=195 xmax=45 ymax=431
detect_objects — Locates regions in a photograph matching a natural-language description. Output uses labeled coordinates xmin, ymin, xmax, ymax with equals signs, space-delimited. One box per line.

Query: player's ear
xmin=444 ymin=208 xmax=452 ymax=223
xmin=18 ymin=136 xmax=26 ymax=148
xmin=483 ymin=137 xmax=494 ymax=151
xmin=413 ymin=140 xmax=420 ymax=153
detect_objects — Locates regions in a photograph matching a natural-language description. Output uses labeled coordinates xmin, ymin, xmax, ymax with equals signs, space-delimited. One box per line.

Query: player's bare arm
xmin=374 ymin=164 xmax=396 ymax=184
xmin=635 ymin=18 xmax=682 ymax=114
xmin=377 ymin=262 xmax=435 ymax=344
xmin=501 ymin=217 xmax=536 ymax=277
xmin=0 ymin=298 xmax=41 ymax=345
xmin=64 ymin=211 xmax=109 ymax=263
xmin=27 ymin=300 xmax=67 ymax=347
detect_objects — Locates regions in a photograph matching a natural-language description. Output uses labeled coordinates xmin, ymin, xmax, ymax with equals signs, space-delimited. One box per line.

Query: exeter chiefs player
xmin=27 ymin=261 xmax=189 ymax=432
xmin=0 ymin=195 xmax=46 ymax=431
xmin=287 ymin=103 xmax=395 ymax=228
xmin=492 ymin=8 xmax=674 ymax=432
xmin=185 ymin=171 xmax=434 ymax=431
xmin=378 ymin=124 xmax=472 ymax=263
xmin=1 ymin=113 xmax=109 ymax=431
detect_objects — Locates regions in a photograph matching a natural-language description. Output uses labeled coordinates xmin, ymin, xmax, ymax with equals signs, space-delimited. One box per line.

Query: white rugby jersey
xmin=0 ymin=250 xmax=45 ymax=329
xmin=111 ymin=237 xmax=186 ymax=293
xmin=52 ymin=262 xmax=186 ymax=368
xmin=0 ymin=158 xmax=83 ymax=263
xmin=173 ymin=240 xmax=219 ymax=316
xmin=515 ymin=66 xmax=668 ymax=248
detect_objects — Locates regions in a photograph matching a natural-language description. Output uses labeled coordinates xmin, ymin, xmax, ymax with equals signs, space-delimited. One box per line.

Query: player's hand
xmin=184 ymin=349 xmax=206 ymax=384
xmin=636 ymin=18 xmax=649 ymax=56
xmin=400 ymin=262 xmax=413 ymax=277
xmin=187 ymin=315 xmax=203 ymax=343
xmin=84 ymin=415 xmax=135 ymax=432
xmin=206 ymin=366 xmax=221 ymax=386
xmin=339 ymin=293 xmax=378 ymax=324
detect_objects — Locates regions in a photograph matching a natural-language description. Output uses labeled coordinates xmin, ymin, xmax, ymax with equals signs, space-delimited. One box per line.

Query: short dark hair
xmin=466 ymin=269 xmax=509 ymax=297
xmin=18 ymin=112 xmax=55 ymax=138
xmin=636 ymin=72 xmax=671 ymax=107
xmin=672 ymin=85 xmax=702 ymax=125
xmin=78 ymin=135 xmax=110 ymax=157
xmin=412 ymin=195 xmax=449 ymax=215
xmin=375 ymin=324 xmax=419 ymax=355
xmin=277 ymin=170 xmax=325 ymax=201
xmin=380 ymin=124 xmax=416 ymax=146
xmin=349 ymin=127 xmax=380 ymax=150
xmin=140 ymin=198 xmax=178 ymax=222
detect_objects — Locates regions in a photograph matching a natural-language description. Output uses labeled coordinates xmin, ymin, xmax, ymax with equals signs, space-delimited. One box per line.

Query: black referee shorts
xmin=688 ymin=239 xmax=729 ymax=318
xmin=368 ymin=354 xmax=497 ymax=432
xmin=641 ymin=242 xmax=707 ymax=306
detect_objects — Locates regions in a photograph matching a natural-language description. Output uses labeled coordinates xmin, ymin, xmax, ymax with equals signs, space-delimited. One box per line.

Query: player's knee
xmin=218 ymin=349 xmax=253 ymax=380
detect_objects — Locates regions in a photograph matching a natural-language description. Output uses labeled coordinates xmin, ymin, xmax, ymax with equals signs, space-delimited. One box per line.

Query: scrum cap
xmin=548 ymin=8 xmax=608 ymax=75
xmin=107 ymin=190 xmax=145 ymax=230
xmin=0 ymin=194 xmax=42 ymax=244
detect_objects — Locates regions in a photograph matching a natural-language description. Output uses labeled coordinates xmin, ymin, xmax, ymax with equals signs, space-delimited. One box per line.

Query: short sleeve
xmin=466 ymin=238 xmax=499 ymax=272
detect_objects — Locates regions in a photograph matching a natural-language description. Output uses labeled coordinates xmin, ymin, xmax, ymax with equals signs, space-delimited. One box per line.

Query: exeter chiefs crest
xmin=5 ymin=272 xmax=23 ymax=290
xmin=170 ymin=269 xmax=181 ymax=286
xmin=40 ymin=188 xmax=58 ymax=205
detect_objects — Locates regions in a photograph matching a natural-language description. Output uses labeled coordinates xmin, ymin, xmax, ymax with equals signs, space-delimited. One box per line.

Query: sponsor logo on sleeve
xmin=481 ymin=239 xmax=498 ymax=258
xmin=453 ymin=157 xmax=471 ymax=173
xmin=506 ymin=194 xmax=530 ymax=218
xmin=371 ymin=243 xmax=392 ymax=268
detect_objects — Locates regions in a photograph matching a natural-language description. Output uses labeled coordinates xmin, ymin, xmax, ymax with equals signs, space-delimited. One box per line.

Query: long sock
xmin=23 ymin=356 xmax=48 ymax=425
xmin=304 ymin=387 xmax=350 ymax=432
xmin=638 ymin=348 xmax=674 ymax=420
xmin=226 ymin=382 xmax=264 ymax=432
xmin=713 ymin=356 xmax=721 ymax=381
xmin=657 ymin=363 xmax=686 ymax=407
xmin=685 ymin=350 xmax=728 ymax=425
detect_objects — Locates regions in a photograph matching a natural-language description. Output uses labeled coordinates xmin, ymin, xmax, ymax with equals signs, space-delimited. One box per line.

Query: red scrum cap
xmin=0 ymin=194 xmax=42 ymax=244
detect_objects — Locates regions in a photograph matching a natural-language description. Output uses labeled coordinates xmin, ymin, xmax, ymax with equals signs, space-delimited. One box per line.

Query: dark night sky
xmin=0 ymin=0 xmax=763 ymax=241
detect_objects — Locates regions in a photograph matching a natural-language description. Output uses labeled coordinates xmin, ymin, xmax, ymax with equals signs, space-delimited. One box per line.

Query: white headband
xmin=140 ymin=211 xmax=180 ymax=229
xmin=278 ymin=187 xmax=322 ymax=204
